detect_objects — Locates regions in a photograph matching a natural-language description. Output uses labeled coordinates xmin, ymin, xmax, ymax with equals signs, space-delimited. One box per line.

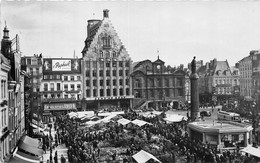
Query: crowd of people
xmin=41 ymin=108 xmax=259 ymax=163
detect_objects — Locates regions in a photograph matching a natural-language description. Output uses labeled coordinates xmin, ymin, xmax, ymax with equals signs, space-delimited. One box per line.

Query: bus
xmin=217 ymin=111 xmax=241 ymax=122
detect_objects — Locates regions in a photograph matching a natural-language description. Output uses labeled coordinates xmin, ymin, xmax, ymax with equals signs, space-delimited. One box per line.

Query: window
xmin=77 ymin=76 xmax=81 ymax=81
xmin=93 ymin=61 xmax=97 ymax=69
xmin=119 ymin=61 xmax=123 ymax=67
xmin=86 ymin=90 xmax=90 ymax=97
xmin=106 ymin=80 xmax=110 ymax=86
xmin=100 ymin=61 xmax=104 ymax=68
xmin=113 ymin=51 xmax=117 ymax=58
xmin=57 ymin=94 xmax=61 ymax=98
xmin=44 ymin=84 xmax=48 ymax=91
xmin=176 ymin=78 xmax=182 ymax=86
xmin=126 ymin=79 xmax=129 ymax=85
xmin=119 ymin=79 xmax=123 ymax=85
xmin=106 ymin=61 xmax=110 ymax=68
xmin=49 ymin=75 xmax=53 ymax=79
xmin=125 ymin=70 xmax=129 ymax=76
xmin=100 ymin=89 xmax=104 ymax=97
xmin=64 ymin=94 xmax=68 ymax=99
xmin=107 ymin=89 xmax=110 ymax=96
xmin=64 ymin=76 xmax=68 ymax=81
xmin=106 ymin=51 xmax=110 ymax=58
xmin=120 ymin=88 xmax=123 ymax=96
xmin=112 ymin=61 xmax=117 ymax=67
xmin=93 ymin=89 xmax=96 ymax=97
xmin=113 ymin=79 xmax=116 ymax=86
xmin=103 ymin=36 xmax=111 ymax=48
xmin=125 ymin=61 xmax=130 ymax=67
xmin=71 ymin=84 xmax=75 ymax=91
xmin=57 ymin=83 xmax=61 ymax=91
xmin=93 ymin=70 xmax=97 ymax=77
xmin=99 ymin=70 xmax=103 ymax=76
xmin=113 ymin=70 xmax=116 ymax=76
xmin=86 ymin=61 xmax=90 ymax=68
xmin=126 ymin=88 xmax=129 ymax=95
xmin=64 ymin=84 xmax=68 ymax=91
xmin=86 ymin=70 xmax=90 ymax=77
xmin=119 ymin=70 xmax=123 ymax=76
xmin=113 ymin=89 xmax=117 ymax=96
xmin=44 ymin=75 xmax=48 ymax=79
xmin=71 ymin=76 xmax=74 ymax=81
xmin=86 ymin=80 xmax=90 ymax=87
xmin=93 ymin=80 xmax=97 ymax=86
xmin=57 ymin=75 xmax=61 ymax=79
xmin=27 ymin=59 xmax=31 ymax=65
xmin=100 ymin=80 xmax=103 ymax=86
xmin=51 ymin=94 xmax=54 ymax=98
xmin=106 ymin=70 xmax=110 ymax=76
xmin=100 ymin=51 xmax=103 ymax=58
xmin=50 ymin=83 xmax=54 ymax=91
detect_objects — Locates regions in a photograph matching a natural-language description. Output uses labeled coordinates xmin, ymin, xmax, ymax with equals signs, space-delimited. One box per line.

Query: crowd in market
xmin=41 ymin=108 xmax=259 ymax=163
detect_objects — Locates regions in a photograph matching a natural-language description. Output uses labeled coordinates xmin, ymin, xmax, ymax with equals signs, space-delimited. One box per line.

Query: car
xmin=200 ymin=111 xmax=211 ymax=117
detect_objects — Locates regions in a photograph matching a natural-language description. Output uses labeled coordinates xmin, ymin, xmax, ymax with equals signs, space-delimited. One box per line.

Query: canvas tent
xmin=131 ymin=119 xmax=152 ymax=127
xmin=117 ymin=118 xmax=131 ymax=126
xmin=163 ymin=114 xmax=187 ymax=123
xmin=240 ymin=146 xmax=260 ymax=158
xmin=132 ymin=150 xmax=161 ymax=163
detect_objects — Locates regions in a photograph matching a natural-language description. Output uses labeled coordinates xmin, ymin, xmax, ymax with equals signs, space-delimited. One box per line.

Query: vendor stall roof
xmin=240 ymin=146 xmax=260 ymax=158
xmin=131 ymin=119 xmax=152 ymax=127
xmin=117 ymin=118 xmax=131 ymax=125
xmin=132 ymin=150 xmax=162 ymax=163
xmin=164 ymin=114 xmax=187 ymax=123
xmin=9 ymin=148 xmax=40 ymax=163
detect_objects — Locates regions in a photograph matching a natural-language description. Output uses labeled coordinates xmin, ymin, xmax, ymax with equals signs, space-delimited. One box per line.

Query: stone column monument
xmin=190 ymin=56 xmax=200 ymax=121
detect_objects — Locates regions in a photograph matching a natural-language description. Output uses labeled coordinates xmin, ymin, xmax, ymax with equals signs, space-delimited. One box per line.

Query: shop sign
xmin=44 ymin=103 xmax=76 ymax=110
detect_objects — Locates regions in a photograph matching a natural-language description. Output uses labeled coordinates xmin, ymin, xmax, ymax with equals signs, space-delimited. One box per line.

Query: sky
xmin=2 ymin=1 xmax=260 ymax=67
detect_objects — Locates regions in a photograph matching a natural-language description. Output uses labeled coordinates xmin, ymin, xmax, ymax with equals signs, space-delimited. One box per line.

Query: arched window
xmin=113 ymin=51 xmax=117 ymax=58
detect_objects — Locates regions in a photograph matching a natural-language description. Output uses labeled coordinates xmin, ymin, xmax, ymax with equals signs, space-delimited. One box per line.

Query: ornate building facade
xmin=41 ymin=58 xmax=82 ymax=121
xmin=131 ymin=57 xmax=186 ymax=109
xmin=81 ymin=10 xmax=133 ymax=110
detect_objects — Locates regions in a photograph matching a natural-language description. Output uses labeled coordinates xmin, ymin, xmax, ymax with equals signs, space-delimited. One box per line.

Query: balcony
xmin=42 ymin=98 xmax=78 ymax=103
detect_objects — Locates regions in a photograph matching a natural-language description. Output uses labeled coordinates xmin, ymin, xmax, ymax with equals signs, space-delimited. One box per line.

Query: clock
xmin=157 ymin=65 xmax=161 ymax=69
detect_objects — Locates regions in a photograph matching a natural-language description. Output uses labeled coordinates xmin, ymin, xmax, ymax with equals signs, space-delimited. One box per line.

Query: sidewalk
xmin=42 ymin=122 xmax=69 ymax=163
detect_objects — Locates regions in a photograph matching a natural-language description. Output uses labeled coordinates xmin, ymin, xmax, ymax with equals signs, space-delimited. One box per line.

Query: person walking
xmin=61 ymin=154 xmax=66 ymax=163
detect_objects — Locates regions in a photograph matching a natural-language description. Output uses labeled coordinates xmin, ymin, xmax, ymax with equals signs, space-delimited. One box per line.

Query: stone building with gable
xmin=81 ymin=9 xmax=133 ymax=110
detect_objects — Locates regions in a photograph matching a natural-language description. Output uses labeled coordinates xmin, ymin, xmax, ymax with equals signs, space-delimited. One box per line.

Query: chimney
xmin=103 ymin=9 xmax=109 ymax=18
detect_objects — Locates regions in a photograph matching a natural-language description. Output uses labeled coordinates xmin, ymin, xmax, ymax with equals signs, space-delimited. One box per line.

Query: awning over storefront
xmin=23 ymin=135 xmax=42 ymax=148
xmin=19 ymin=136 xmax=43 ymax=156
xmin=44 ymin=103 xmax=77 ymax=111
xmin=9 ymin=148 xmax=40 ymax=163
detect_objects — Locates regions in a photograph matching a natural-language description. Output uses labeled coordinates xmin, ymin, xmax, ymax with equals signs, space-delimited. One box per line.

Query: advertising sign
xmin=52 ymin=60 xmax=71 ymax=71
xmin=43 ymin=59 xmax=81 ymax=73
xmin=44 ymin=103 xmax=76 ymax=111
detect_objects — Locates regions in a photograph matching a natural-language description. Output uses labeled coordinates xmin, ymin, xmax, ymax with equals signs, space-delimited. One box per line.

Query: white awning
xmin=131 ymin=119 xmax=152 ymax=127
xmin=117 ymin=118 xmax=131 ymax=125
xmin=163 ymin=114 xmax=187 ymax=123
xmin=132 ymin=150 xmax=161 ymax=163
xmin=240 ymin=146 xmax=260 ymax=158
xmin=9 ymin=147 xmax=40 ymax=163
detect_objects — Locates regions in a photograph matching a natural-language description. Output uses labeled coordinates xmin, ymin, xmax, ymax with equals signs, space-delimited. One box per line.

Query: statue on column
xmin=191 ymin=56 xmax=196 ymax=74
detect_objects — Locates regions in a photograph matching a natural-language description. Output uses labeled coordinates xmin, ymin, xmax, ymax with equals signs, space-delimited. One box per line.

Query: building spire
xmin=157 ymin=49 xmax=159 ymax=60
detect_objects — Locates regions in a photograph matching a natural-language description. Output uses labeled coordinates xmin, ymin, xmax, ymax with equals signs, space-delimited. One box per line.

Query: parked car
xmin=200 ymin=111 xmax=211 ymax=117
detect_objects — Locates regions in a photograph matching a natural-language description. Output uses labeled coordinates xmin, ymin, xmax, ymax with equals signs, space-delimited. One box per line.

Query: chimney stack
xmin=103 ymin=9 xmax=109 ymax=18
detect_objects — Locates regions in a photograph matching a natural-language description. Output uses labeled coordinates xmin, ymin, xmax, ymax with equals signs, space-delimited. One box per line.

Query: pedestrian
xmin=61 ymin=154 xmax=66 ymax=163
xmin=54 ymin=151 xmax=58 ymax=163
